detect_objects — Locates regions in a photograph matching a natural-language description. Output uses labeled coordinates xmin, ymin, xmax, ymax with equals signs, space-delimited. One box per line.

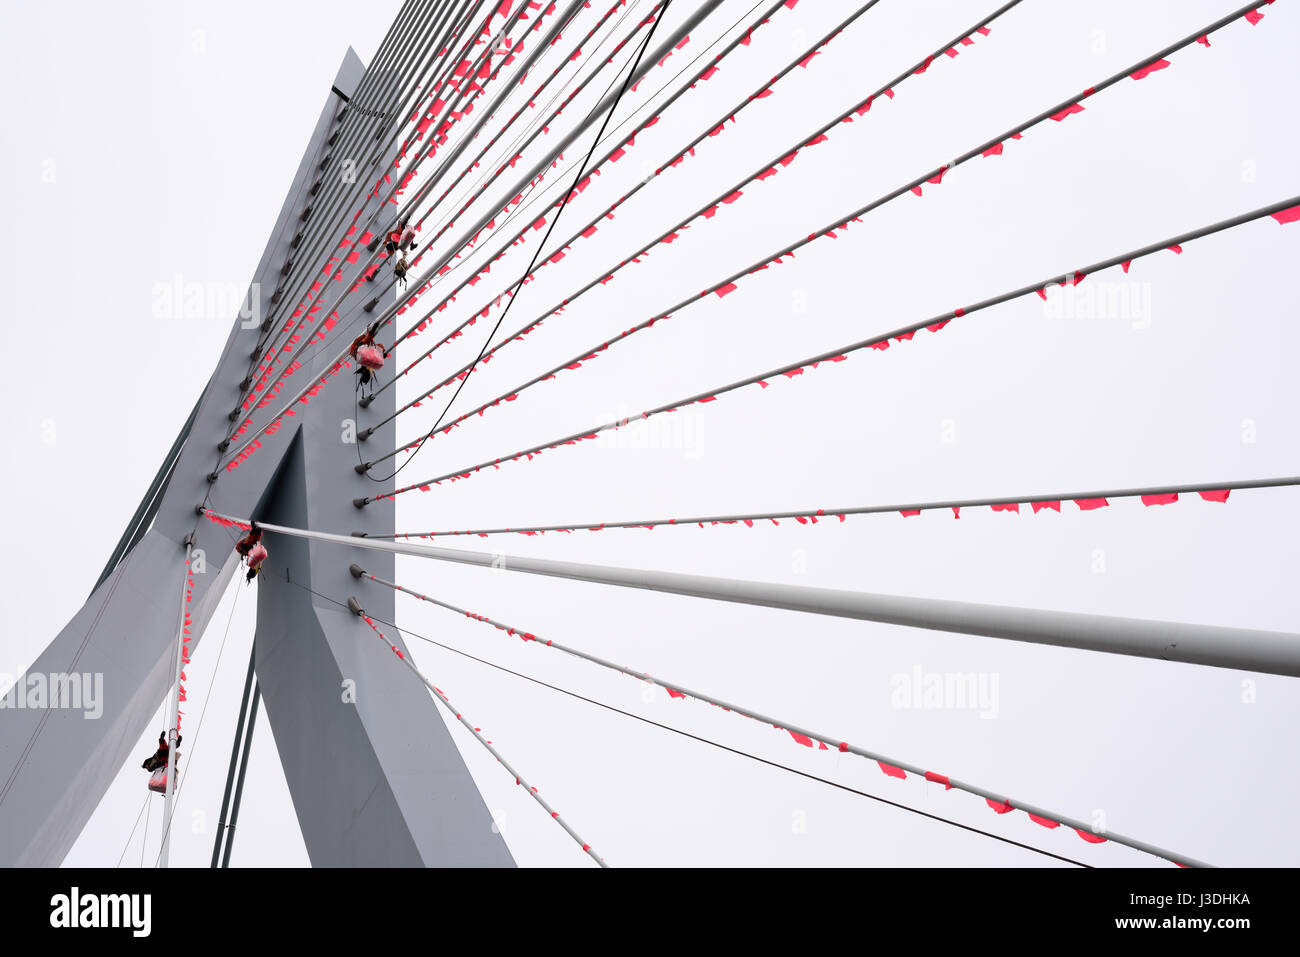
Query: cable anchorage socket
xmin=349 ymin=563 xmax=365 ymax=578
xmin=347 ymin=596 xmax=364 ymax=616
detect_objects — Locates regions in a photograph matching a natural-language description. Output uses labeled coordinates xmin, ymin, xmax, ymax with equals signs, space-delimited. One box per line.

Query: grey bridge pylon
xmin=0 ymin=48 xmax=514 ymax=868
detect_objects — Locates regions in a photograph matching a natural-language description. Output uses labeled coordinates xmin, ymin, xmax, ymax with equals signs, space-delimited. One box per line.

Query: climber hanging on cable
xmin=394 ymin=254 xmax=409 ymax=289
xmin=384 ymin=216 xmax=409 ymax=255
xmin=141 ymin=731 xmax=180 ymax=773
xmin=349 ymin=320 xmax=386 ymax=398
xmin=235 ymin=521 xmax=267 ymax=583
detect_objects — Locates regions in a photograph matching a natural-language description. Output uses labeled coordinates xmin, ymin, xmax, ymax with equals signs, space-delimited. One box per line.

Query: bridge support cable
xmin=224 ymin=1 xmax=649 ymax=455
xmin=352 ymin=602 xmax=1094 ymax=867
xmin=352 ymin=564 xmax=1205 ymax=867
xmin=360 ymin=0 xmax=676 ymax=483
xmin=362 ymin=0 xmax=1023 ymax=417
xmin=262 ymin=556 xmax=1094 ymax=865
xmin=243 ymin=0 xmax=519 ymax=389
xmin=201 ymin=510 xmax=1300 ymax=680
xmin=348 ymin=601 xmax=608 ymax=866
xmin=217 ymin=2 xmax=763 ymax=472
xmin=247 ymin=0 xmax=459 ymax=356
xmin=359 ymin=3 xmax=1289 ymax=461
xmin=362 ymin=194 xmax=1300 ymax=491
xmin=244 ymin=0 xmax=533 ymax=385
xmin=362 ymin=476 xmax=1300 ymax=541
xmin=361 ymin=0 xmax=727 ymax=324
xmin=391 ymin=0 xmax=674 ymax=292
xmin=222 ymin=0 xmax=462 ymax=442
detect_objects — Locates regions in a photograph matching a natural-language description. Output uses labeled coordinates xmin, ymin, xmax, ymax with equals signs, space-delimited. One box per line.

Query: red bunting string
xmin=239 ymin=0 xmax=570 ymax=414
xmin=309 ymin=567 xmax=1193 ymax=865
xmin=381 ymin=0 xmax=877 ymax=401
xmin=407 ymin=0 xmax=697 ymax=286
xmin=1129 ymin=58 xmax=1171 ymax=80
xmin=383 ymin=9 xmax=1279 ymax=453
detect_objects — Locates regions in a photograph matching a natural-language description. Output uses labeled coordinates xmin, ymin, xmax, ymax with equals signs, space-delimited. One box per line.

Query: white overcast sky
xmin=2 ymin=0 xmax=1298 ymax=868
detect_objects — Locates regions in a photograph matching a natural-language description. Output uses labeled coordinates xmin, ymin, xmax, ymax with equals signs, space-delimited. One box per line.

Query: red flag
xmin=1130 ymin=58 xmax=1171 ymax=80
xmin=924 ymin=771 xmax=951 ymax=790
xmin=1270 ymin=205 xmax=1300 ymax=225
xmin=1141 ymin=493 xmax=1178 ymax=506
xmin=1198 ymin=489 xmax=1230 ymax=503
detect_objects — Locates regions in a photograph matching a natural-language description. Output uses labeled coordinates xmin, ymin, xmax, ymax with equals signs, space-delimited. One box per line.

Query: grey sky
xmin=2 ymin=0 xmax=1297 ymax=867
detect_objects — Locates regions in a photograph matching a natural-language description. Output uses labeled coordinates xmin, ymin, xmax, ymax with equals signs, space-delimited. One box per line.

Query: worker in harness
xmin=394 ymin=254 xmax=409 ymax=289
xmin=398 ymin=221 xmax=417 ymax=252
xmin=142 ymin=731 xmax=181 ymax=773
xmin=350 ymin=320 xmax=387 ymax=397
xmin=384 ymin=222 xmax=402 ymax=255
xmin=384 ymin=216 xmax=414 ymax=255
xmin=235 ymin=521 xmax=267 ymax=583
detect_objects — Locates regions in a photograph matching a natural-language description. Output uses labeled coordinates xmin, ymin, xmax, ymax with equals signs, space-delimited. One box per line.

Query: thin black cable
xmin=243 ymin=0 xmax=539 ymax=418
xmin=376 ymin=605 xmax=1093 ymax=868
xmin=139 ymin=796 xmax=150 ymax=868
xmin=348 ymin=1 xmax=656 ymax=437
xmin=369 ymin=0 xmax=1027 ymax=457
xmin=400 ymin=0 xmax=665 ymax=276
xmin=181 ymin=576 xmax=243 ymax=772
xmin=359 ymin=0 xmax=674 ymax=484
xmin=266 ymin=563 xmax=1088 ymax=867
xmin=115 ymin=794 xmax=150 ymax=869
xmin=234 ymin=0 xmax=450 ymax=405
xmin=333 ymin=1 xmax=658 ymax=401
